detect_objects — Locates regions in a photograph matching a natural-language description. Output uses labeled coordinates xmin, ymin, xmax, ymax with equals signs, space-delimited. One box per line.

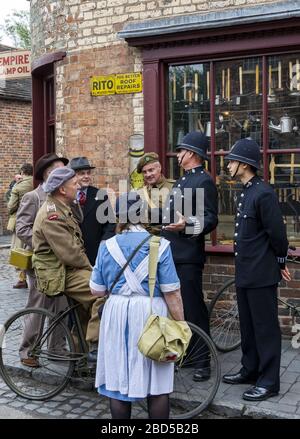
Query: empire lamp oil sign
xmin=90 ymin=72 xmax=142 ymax=96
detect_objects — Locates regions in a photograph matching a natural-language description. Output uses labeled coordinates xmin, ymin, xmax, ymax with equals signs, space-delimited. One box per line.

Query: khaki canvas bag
xmin=138 ymin=236 xmax=192 ymax=362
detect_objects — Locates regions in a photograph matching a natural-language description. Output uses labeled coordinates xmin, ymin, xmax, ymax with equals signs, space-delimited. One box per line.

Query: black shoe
xmin=193 ymin=367 xmax=211 ymax=382
xmin=243 ymin=386 xmax=278 ymax=401
xmin=87 ymin=349 xmax=98 ymax=363
xmin=222 ymin=372 xmax=257 ymax=385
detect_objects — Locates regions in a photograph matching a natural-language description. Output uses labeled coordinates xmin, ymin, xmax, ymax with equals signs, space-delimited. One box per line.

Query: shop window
xmin=168 ymin=54 xmax=300 ymax=247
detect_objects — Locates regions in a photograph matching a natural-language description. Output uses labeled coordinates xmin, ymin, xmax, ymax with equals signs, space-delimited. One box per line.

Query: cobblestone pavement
xmin=0 ymin=246 xmax=300 ymax=419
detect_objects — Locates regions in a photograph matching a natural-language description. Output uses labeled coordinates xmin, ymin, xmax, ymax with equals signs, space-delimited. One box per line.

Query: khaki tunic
xmin=33 ymin=195 xmax=103 ymax=344
xmin=138 ymin=176 xmax=174 ymax=234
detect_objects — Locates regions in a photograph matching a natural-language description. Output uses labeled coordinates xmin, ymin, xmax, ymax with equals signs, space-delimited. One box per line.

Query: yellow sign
xmin=90 ymin=75 xmax=115 ymax=96
xmin=115 ymin=73 xmax=142 ymax=94
xmin=90 ymin=72 xmax=142 ymax=96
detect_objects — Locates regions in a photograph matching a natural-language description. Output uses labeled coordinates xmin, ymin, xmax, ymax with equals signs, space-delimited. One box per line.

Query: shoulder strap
xmin=148 ymin=236 xmax=161 ymax=312
xmin=108 ymin=234 xmax=151 ymax=294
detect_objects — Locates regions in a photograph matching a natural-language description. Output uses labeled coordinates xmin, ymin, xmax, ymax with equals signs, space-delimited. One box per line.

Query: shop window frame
xmin=135 ymin=18 xmax=300 ymax=253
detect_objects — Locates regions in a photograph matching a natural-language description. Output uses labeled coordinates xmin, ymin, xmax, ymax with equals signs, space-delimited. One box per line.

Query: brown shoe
xmin=13 ymin=280 xmax=28 ymax=289
xmin=21 ymin=358 xmax=39 ymax=368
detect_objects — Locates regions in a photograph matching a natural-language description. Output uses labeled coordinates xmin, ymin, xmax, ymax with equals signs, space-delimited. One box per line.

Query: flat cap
xmin=136 ymin=152 xmax=159 ymax=173
xmin=44 ymin=167 xmax=76 ymax=193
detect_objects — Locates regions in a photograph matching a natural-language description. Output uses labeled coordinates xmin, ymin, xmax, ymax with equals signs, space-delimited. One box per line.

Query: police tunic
xmin=162 ymin=165 xmax=218 ymax=266
xmin=162 ymin=165 xmax=218 ymax=336
xmin=234 ymin=175 xmax=288 ymax=288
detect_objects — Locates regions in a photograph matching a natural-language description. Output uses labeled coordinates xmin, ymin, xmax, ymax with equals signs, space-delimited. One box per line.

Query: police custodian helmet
xmin=225 ymin=138 xmax=261 ymax=169
xmin=176 ymin=131 xmax=209 ymax=161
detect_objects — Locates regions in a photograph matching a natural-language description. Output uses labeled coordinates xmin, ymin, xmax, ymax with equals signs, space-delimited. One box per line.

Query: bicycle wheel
xmin=0 ymin=307 xmax=75 ymax=400
xmin=169 ymin=322 xmax=220 ymax=419
xmin=209 ymin=278 xmax=241 ymax=352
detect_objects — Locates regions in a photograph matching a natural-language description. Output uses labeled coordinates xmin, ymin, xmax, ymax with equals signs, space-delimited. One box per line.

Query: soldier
xmin=7 ymin=163 xmax=33 ymax=289
xmin=16 ymin=153 xmax=69 ymax=367
xmin=32 ymin=167 xmax=104 ymax=361
xmin=222 ymin=139 xmax=291 ymax=401
xmin=136 ymin=152 xmax=174 ymax=231
xmin=162 ymin=131 xmax=218 ymax=382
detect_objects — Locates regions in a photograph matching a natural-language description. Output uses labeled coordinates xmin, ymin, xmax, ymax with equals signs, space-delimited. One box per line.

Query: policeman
xmin=136 ymin=152 xmax=174 ymax=233
xmin=163 ymin=131 xmax=218 ymax=382
xmin=222 ymin=138 xmax=291 ymax=401
xmin=32 ymin=167 xmax=104 ymax=361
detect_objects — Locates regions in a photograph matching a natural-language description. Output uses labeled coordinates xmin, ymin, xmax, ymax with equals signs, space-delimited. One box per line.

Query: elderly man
xmin=70 ymin=156 xmax=114 ymax=265
xmin=16 ymin=153 xmax=69 ymax=367
xmin=137 ymin=152 xmax=174 ymax=209
xmin=32 ymin=167 xmax=103 ymax=360
xmin=136 ymin=152 xmax=174 ymax=232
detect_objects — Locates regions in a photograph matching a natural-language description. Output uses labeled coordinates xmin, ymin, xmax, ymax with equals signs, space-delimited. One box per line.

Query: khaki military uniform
xmin=138 ymin=176 xmax=174 ymax=234
xmin=33 ymin=195 xmax=103 ymax=344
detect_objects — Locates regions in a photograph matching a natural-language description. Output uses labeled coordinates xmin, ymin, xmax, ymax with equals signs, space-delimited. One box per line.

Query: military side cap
xmin=136 ymin=152 xmax=159 ymax=173
xmin=44 ymin=167 xmax=76 ymax=193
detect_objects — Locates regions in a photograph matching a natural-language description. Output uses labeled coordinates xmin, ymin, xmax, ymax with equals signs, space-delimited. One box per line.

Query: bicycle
xmin=208 ymin=246 xmax=300 ymax=352
xmin=0 ymin=296 xmax=221 ymax=419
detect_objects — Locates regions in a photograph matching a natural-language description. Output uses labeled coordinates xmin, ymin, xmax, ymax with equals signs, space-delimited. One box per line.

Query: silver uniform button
xmin=177 ymin=184 xmax=181 ymax=187
xmin=237 ymin=213 xmax=240 ymax=217
xmin=244 ymin=214 xmax=247 ymax=218
xmin=166 ymin=207 xmax=169 ymax=211
xmin=182 ymin=177 xmax=186 ymax=180
xmin=201 ymin=171 xmax=204 ymax=173
xmin=235 ymin=252 xmax=238 ymax=256
xmin=236 ymin=223 xmax=239 ymax=226
xmin=241 ymin=193 xmax=244 ymax=197
xmin=234 ymin=233 xmax=238 ymax=237
xmin=192 ymin=169 xmax=195 ymax=173
xmin=238 ymin=203 xmax=242 ymax=207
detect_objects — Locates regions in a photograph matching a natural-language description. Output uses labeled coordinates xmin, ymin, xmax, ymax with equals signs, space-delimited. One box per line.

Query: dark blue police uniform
xmin=163 ymin=165 xmax=218 ymax=335
xmin=234 ymin=175 xmax=288 ymax=392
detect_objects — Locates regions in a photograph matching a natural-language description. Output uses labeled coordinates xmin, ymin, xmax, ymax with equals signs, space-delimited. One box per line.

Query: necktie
xmin=78 ymin=191 xmax=86 ymax=206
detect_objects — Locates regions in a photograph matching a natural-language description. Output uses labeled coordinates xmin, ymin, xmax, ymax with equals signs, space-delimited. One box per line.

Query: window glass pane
xmin=268 ymin=54 xmax=300 ymax=150
xmin=215 ymin=57 xmax=262 ymax=151
xmin=168 ymin=63 xmax=210 ymax=178
xmin=269 ymin=152 xmax=300 ymax=245
xmin=215 ymin=57 xmax=262 ymax=242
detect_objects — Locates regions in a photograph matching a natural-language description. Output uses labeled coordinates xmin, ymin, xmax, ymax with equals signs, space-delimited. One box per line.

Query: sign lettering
xmin=0 ymin=50 xmax=31 ymax=79
xmin=90 ymin=72 xmax=142 ymax=96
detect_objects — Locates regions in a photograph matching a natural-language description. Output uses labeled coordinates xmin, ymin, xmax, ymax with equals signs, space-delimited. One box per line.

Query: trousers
xmin=237 ymin=284 xmax=281 ymax=392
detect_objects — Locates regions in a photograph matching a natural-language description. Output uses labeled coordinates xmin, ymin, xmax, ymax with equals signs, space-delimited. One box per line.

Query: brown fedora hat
xmin=35 ymin=153 xmax=69 ymax=180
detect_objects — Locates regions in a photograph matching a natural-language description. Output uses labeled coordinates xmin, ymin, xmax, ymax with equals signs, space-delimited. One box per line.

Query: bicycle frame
xmin=30 ymin=298 xmax=89 ymax=363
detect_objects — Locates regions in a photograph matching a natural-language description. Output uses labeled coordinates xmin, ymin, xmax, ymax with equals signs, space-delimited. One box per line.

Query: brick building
xmin=0 ymin=44 xmax=32 ymax=234
xmin=29 ymin=0 xmax=300 ymax=333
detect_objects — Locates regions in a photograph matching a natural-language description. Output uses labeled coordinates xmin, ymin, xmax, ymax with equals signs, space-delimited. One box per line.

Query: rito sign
xmin=0 ymin=50 xmax=31 ymax=80
xmin=90 ymin=72 xmax=142 ymax=96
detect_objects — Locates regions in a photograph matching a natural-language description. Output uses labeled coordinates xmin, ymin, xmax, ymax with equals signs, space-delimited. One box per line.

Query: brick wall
xmin=204 ymin=254 xmax=300 ymax=337
xmin=0 ymin=99 xmax=32 ymax=234
xmin=30 ymin=0 xmax=284 ymax=57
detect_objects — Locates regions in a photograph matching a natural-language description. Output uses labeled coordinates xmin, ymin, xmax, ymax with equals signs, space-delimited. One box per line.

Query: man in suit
xmin=70 ymin=157 xmax=114 ymax=265
xmin=162 ymin=131 xmax=218 ymax=382
xmin=222 ymin=139 xmax=291 ymax=401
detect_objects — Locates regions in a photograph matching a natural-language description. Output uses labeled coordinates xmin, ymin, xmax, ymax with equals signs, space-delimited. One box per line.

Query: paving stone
xmin=287 ymin=360 xmax=300 ymax=372
xmin=71 ymin=407 xmax=86 ymax=414
xmin=258 ymin=400 xmax=297 ymax=414
xmin=289 ymin=382 xmax=300 ymax=394
xmin=279 ymin=393 xmax=300 ymax=406
xmin=280 ymin=371 xmax=299 ymax=384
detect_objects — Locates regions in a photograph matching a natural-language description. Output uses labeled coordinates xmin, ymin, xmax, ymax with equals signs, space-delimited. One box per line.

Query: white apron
xmin=95 ymin=236 xmax=174 ymax=398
